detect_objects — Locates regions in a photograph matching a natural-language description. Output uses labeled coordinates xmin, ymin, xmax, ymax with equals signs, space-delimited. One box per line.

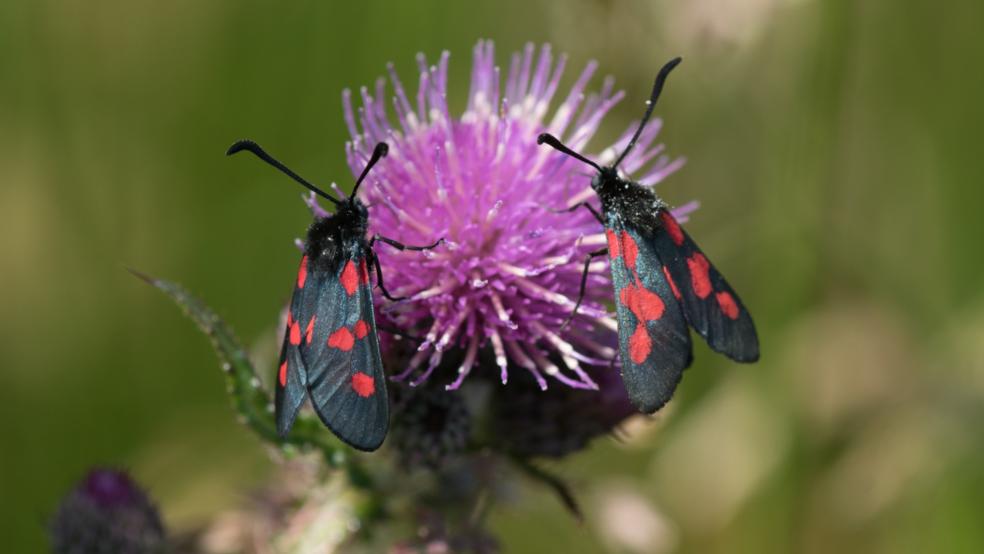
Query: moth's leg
xmin=368 ymin=248 xmax=406 ymax=302
xmin=560 ymin=247 xmax=608 ymax=332
xmin=550 ymin=202 xmax=604 ymax=225
xmin=370 ymin=235 xmax=445 ymax=252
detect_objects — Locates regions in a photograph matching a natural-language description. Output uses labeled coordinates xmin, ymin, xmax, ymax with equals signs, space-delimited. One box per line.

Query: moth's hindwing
xmin=606 ymin=223 xmax=693 ymax=413
xmin=653 ymin=211 xmax=759 ymax=362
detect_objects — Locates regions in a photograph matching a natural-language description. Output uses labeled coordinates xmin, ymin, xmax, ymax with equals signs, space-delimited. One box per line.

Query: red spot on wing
xmin=305 ymin=316 xmax=317 ymax=344
xmin=358 ymin=258 xmax=370 ymax=285
xmin=620 ymin=282 xmax=665 ymax=322
xmin=618 ymin=278 xmax=666 ymax=366
xmin=620 ymin=231 xmax=639 ymax=270
xmin=353 ymin=319 xmax=369 ymax=339
xmin=716 ymin=291 xmax=740 ymax=320
xmin=297 ymin=256 xmax=308 ymax=289
xmin=278 ymin=360 xmax=288 ymax=387
xmin=286 ymin=312 xmax=294 ymax=328
xmin=327 ymin=327 xmax=355 ymax=351
xmin=289 ymin=321 xmax=301 ymax=346
xmin=663 ymin=266 xmax=682 ymax=299
xmin=629 ymin=324 xmax=652 ymax=363
xmin=351 ymin=371 xmax=375 ymax=397
xmin=606 ymin=229 xmax=620 ymax=258
xmin=634 ymin=286 xmax=665 ymax=320
xmin=612 ymin=231 xmax=673 ymax=366
xmin=660 ymin=211 xmax=685 ymax=246
xmin=687 ymin=253 xmax=712 ymax=299
xmin=340 ymin=260 xmax=358 ymax=295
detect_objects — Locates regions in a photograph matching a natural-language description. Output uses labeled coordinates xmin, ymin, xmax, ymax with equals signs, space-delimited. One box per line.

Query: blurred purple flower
xmin=326 ymin=40 xmax=692 ymax=393
xmin=49 ymin=468 xmax=166 ymax=554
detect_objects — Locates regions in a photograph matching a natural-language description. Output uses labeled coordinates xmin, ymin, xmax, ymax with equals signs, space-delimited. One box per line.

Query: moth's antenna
xmin=350 ymin=142 xmax=389 ymax=199
xmin=537 ymin=133 xmax=603 ymax=172
xmin=227 ymin=140 xmax=341 ymax=205
xmin=613 ymin=57 xmax=682 ymax=169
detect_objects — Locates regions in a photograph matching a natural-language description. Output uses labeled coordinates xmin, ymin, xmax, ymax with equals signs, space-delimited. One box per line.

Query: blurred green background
xmin=3 ymin=0 xmax=983 ymax=551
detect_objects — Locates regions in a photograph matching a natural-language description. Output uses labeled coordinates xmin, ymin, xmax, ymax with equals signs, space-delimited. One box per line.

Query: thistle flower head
xmin=334 ymin=41 xmax=693 ymax=392
xmin=49 ymin=468 xmax=166 ymax=554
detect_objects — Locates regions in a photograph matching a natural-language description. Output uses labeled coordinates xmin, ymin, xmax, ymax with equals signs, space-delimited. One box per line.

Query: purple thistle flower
xmin=49 ymin=468 xmax=166 ymax=553
xmin=327 ymin=40 xmax=692 ymax=392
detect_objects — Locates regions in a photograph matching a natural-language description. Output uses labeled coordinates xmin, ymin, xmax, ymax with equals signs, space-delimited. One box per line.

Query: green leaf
xmin=129 ymin=268 xmax=347 ymax=466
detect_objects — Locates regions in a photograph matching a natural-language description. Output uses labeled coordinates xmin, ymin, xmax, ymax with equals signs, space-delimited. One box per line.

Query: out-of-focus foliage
xmin=1 ymin=0 xmax=981 ymax=552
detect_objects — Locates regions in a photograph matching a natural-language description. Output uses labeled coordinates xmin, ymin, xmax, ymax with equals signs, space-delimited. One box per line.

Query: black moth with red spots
xmin=538 ymin=57 xmax=759 ymax=414
xmin=227 ymin=140 xmax=441 ymax=451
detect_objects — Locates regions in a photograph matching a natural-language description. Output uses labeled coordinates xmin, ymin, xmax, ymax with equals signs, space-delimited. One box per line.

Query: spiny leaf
xmin=128 ymin=267 xmax=347 ymax=466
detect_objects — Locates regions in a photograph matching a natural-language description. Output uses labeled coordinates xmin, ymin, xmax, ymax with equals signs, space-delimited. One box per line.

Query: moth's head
xmin=591 ymin=166 xmax=621 ymax=193
xmin=337 ymin=196 xmax=369 ymax=232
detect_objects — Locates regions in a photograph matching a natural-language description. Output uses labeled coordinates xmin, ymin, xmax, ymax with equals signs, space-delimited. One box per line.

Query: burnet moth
xmin=538 ymin=57 xmax=759 ymax=414
xmin=227 ymin=140 xmax=442 ymax=451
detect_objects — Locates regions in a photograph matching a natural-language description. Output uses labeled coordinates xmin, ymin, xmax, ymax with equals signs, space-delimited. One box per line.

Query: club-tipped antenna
xmin=537 ymin=133 xmax=602 ymax=172
xmin=226 ymin=139 xmax=341 ymax=205
xmin=350 ymin=142 xmax=389 ymax=199
xmin=613 ymin=57 xmax=682 ymax=169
